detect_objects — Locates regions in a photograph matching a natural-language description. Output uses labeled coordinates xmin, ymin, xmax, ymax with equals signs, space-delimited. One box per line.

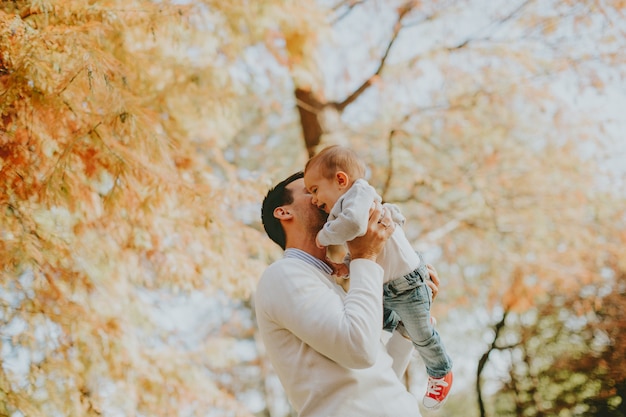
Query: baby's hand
xmin=325 ymin=257 xmax=350 ymax=291
xmin=334 ymin=275 xmax=350 ymax=292
xmin=330 ymin=261 xmax=349 ymax=279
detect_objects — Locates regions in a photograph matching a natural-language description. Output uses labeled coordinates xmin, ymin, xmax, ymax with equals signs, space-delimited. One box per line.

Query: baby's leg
xmin=386 ymin=284 xmax=452 ymax=378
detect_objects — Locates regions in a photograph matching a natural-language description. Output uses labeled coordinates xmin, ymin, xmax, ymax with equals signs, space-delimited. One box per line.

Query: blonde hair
xmin=304 ymin=145 xmax=366 ymax=181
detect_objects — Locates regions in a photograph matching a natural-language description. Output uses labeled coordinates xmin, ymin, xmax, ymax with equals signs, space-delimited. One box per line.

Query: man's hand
xmin=346 ymin=202 xmax=394 ymax=261
xmin=425 ymin=264 xmax=440 ymax=301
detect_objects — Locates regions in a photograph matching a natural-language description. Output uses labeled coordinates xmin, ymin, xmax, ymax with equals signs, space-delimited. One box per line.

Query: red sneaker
xmin=423 ymin=372 xmax=453 ymax=410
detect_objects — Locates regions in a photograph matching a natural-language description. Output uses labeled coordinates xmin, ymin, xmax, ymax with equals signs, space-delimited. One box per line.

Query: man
xmin=255 ymin=172 xmax=441 ymax=417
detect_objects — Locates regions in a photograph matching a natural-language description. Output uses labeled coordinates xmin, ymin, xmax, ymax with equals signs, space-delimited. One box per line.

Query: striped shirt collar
xmin=284 ymin=248 xmax=333 ymax=275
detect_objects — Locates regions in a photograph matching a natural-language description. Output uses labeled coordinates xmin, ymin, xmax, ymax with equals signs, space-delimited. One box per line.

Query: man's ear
xmin=273 ymin=206 xmax=292 ymax=220
xmin=336 ymin=171 xmax=350 ymax=188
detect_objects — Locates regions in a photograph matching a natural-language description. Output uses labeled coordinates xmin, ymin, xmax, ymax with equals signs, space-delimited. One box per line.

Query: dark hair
xmin=261 ymin=171 xmax=304 ymax=249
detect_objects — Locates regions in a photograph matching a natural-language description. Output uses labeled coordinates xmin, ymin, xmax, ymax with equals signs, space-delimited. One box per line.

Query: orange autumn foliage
xmin=0 ymin=1 xmax=296 ymax=415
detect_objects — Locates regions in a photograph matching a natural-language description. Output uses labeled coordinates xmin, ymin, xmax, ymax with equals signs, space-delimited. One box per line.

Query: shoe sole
xmin=423 ymin=399 xmax=447 ymax=410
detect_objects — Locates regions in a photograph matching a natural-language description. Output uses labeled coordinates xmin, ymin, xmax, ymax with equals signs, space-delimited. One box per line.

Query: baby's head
xmin=303 ymin=145 xmax=366 ymax=213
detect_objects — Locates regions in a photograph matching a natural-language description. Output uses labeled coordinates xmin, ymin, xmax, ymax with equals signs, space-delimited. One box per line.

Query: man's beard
xmin=310 ymin=206 xmax=329 ymax=235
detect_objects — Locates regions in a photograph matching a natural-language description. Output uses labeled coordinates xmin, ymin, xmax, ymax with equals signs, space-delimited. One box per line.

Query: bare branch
xmin=330 ymin=0 xmax=369 ymax=24
xmin=330 ymin=0 xmax=419 ymax=112
xmin=477 ymin=310 xmax=510 ymax=417
xmin=380 ymin=129 xmax=396 ymax=200
xmin=448 ymin=0 xmax=533 ymax=50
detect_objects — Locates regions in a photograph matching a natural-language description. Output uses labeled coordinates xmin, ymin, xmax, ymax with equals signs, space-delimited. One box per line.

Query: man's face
xmin=286 ymin=178 xmax=328 ymax=233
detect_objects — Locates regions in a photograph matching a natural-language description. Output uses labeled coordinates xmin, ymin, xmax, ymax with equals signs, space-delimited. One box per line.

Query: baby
xmin=303 ymin=145 xmax=453 ymax=410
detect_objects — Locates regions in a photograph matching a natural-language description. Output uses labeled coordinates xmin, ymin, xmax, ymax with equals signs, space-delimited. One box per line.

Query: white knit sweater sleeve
xmin=256 ymin=258 xmax=385 ymax=369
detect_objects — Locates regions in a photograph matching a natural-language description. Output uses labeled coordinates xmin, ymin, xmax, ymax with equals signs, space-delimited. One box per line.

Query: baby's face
xmin=303 ymin=170 xmax=345 ymax=214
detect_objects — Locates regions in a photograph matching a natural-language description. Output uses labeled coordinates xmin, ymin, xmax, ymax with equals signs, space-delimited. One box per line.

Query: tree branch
xmin=330 ymin=0 xmax=369 ymax=24
xmin=330 ymin=0 xmax=419 ymax=112
xmin=380 ymin=129 xmax=396 ymax=200
xmin=448 ymin=0 xmax=533 ymax=50
xmin=295 ymin=88 xmax=325 ymax=157
xmin=19 ymin=6 xmax=38 ymax=20
xmin=477 ymin=310 xmax=510 ymax=417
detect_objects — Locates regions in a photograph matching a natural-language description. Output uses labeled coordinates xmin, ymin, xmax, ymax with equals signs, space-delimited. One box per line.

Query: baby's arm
xmin=317 ymin=180 xmax=381 ymax=247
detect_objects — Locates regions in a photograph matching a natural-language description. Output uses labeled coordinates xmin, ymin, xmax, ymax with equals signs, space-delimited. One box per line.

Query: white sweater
xmin=255 ymin=256 xmax=421 ymax=417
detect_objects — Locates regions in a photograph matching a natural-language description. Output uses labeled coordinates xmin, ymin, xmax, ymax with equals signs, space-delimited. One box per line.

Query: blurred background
xmin=1 ymin=1 xmax=625 ymax=416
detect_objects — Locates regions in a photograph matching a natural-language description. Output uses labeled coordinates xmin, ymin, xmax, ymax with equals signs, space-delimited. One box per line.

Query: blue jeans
xmin=382 ymin=253 xmax=452 ymax=378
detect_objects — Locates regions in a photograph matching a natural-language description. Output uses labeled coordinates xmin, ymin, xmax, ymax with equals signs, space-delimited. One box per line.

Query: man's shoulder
xmin=263 ymin=256 xmax=308 ymax=271
xmin=255 ymin=260 xmax=295 ymax=314
xmin=256 ymin=258 xmax=330 ymax=314
xmin=259 ymin=258 xmax=292 ymax=281
xmin=258 ymin=257 xmax=315 ymax=286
